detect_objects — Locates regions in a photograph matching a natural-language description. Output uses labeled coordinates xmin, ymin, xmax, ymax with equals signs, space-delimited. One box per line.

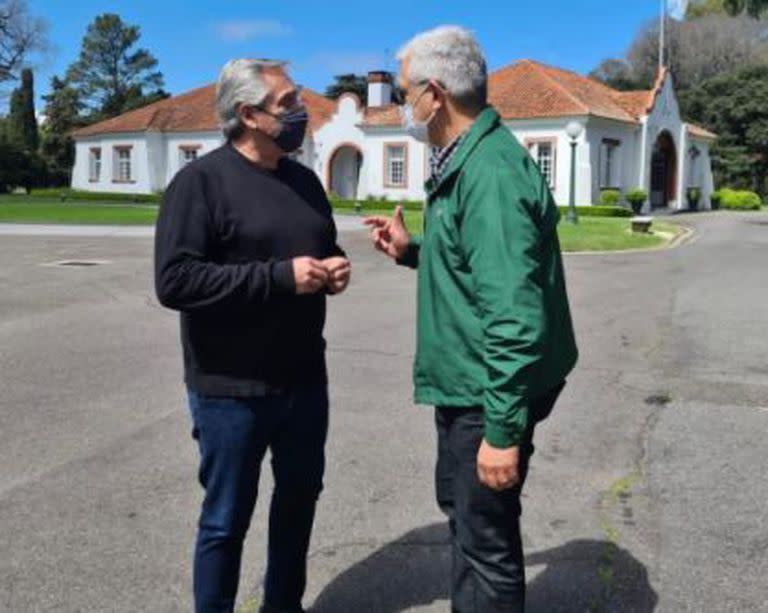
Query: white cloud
xmin=212 ymin=19 xmax=293 ymax=42
xmin=668 ymin=0 xmax=690 ymax=19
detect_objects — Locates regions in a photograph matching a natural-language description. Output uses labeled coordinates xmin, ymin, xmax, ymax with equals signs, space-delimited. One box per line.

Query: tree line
xmin=0 ymin=1 xmax=167 ymax=191
xmin=589 ymin=0 xmax=768 ymax=197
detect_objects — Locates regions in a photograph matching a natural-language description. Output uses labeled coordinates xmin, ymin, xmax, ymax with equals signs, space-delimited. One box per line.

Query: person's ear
xmin=428 ymin=80 xmax=445 ymax=113
xmin=237 ymin=104 xmax=261 ymax=132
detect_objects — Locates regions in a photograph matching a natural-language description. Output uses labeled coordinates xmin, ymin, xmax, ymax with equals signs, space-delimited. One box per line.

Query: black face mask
xmin=272 ymin=106 xmax=309 ymax=153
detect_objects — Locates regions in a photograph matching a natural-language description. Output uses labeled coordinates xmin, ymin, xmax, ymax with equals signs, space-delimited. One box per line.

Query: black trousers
xmin=435 ymin=383 xmax=564 ymax=613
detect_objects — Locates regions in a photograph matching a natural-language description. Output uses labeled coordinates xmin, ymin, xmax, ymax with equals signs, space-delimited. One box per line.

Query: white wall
xmin=163 ymin=132 xmax=224 ymax=186
xmin=506 ymin=118 xmax=591 ymax=206
xmin=585 ymin=118 xmax=641 ymax=202
xmin=311 ymin=95 xmax=366 ymax=197
xmin=685 ymin=137 xmax=715 ymax=209
xmin=359 ymin=129 xmax=429 ymax=201
xmin=73 ymin=131 xmax=224 ymax=193
xmin=72 ymin=134 xmax=152 ymax=193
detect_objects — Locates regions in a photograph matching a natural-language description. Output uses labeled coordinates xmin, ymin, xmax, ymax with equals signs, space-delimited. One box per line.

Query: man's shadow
xmin=310 ymin=523 xmax=658 ymax=612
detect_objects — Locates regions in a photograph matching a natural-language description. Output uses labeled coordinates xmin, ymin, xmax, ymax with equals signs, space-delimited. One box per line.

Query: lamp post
xmin=565 ymin=121 xmax=583 ymax=225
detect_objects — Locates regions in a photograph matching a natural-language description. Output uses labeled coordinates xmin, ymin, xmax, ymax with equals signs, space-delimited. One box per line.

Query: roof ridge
xmin=645 ymin=67 xmax=668 ymax=113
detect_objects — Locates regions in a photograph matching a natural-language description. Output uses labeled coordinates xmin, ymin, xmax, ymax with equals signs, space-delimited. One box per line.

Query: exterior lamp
xmin=565 ymin=121 xmax=584 ymax=225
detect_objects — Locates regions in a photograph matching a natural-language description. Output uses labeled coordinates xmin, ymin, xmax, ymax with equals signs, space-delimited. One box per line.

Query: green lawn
xmin=557 ymin=217 xmax=678 ymax=252
xmin=0 ymin=196 xmax=680 ymax=252
xmin=0 ymin=195 xmax=159 ymax=225
xmin=357 ymin=209 xmax=679 ymax=252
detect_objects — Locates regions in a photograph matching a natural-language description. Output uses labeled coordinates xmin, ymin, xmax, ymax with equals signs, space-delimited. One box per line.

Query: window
xmin=600 ymin=139 xmax=621 ymax=188
xmin=179 ymin=145 xmax=200 ymax=167
xmin=385 ymin=143 xmax=408 ymax=188
xmin=113 ymin=146 xmax=133 ymax=182
xmin=88 ymin=148 xmax=101 ymax=182
xmin=526 ymin=140 xmax=556 ymax=189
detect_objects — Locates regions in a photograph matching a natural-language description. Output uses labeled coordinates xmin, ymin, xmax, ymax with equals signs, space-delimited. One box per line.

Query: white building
xmin=71 ymin=60 xmax=716 ymax=211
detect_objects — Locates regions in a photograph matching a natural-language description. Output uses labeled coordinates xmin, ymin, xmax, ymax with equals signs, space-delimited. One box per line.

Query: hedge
xmin=330 ymin=198 xmax=424 ymax=212
xmin=18 ymin=190 xmax=638 ymax=217
xmin=28 ymin=188 xmax=162 ymax=204
xmin=330 ymin=199 xmax=632 ymax=218
xmin=559 ymin=205 xmax=632 ymax=218
xmin=714 ymin=188 xmax=762 ymax=211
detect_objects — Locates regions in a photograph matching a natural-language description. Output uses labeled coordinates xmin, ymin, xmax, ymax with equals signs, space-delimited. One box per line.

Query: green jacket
xmin=399 ymin=107 xmax=578 ymax=447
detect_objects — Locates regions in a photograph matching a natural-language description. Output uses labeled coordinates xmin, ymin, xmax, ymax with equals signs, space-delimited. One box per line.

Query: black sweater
xmin=154 ymin=143 xmax=344 ymax=396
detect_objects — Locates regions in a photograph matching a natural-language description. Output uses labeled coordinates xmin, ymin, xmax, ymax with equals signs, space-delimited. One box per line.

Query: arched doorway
xmin=328 ymin=144 xmax=363 ymax=200
xmin=650 ymin=131 xmax=677 ymax=209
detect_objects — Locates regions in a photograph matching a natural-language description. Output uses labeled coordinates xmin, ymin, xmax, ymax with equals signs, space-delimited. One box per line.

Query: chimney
xmin=367 ymin=71 xmax=393 ymax=107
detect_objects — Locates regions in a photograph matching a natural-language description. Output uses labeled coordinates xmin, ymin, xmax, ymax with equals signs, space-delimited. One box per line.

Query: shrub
xmin=686 ymin=187 xmax=702 ymax=210
xmin=599 ymin=189 xmax=621 ymax=207
xmin=710 ymin=191 xmax=721 ymax=210
xmin=717 ymin=188 xmax=762 ymax=211
xmin=625 ymin=188 xmax=648 ymax=215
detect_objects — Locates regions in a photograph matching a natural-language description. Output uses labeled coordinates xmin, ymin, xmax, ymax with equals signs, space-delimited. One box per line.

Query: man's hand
xmin=292 ymin=257 xmax=330 ymax=295
xmin=363 ymin=205 xmax=411 ymax=261
xmin=322 ymin=256 xmax=351 ymax=295
xmin=477 ymin=440 xmax=520 ymax=491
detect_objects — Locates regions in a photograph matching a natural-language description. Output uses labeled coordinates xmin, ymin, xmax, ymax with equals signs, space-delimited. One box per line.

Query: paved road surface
xmin=1 ymin=211 xmax=766 ymax=612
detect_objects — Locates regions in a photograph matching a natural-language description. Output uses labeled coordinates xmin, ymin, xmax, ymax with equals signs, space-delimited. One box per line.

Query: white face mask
xmin=400 ymin=85 xmax=436 ymax=144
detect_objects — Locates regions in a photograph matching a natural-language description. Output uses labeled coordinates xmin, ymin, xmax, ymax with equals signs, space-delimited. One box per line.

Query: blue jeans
xmin=187 ymin=384 xmax=329 ymax=613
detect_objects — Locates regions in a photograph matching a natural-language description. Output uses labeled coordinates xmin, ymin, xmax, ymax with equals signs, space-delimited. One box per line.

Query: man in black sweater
xmin=154 ymin=59 xmax=350 ymax=613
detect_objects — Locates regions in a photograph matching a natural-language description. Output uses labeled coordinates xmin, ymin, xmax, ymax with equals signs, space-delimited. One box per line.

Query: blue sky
xmin=20 ymin=0 xmax=683 ymax=111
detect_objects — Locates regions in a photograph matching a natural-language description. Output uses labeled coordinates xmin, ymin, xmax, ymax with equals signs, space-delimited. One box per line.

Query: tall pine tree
xmin=66 ymin=13 xmax=166 ymax=120
xmin=41 ymin=76 xmax=83 ymax=184
xmin=8 ymin=68 xmax=39 ymax=152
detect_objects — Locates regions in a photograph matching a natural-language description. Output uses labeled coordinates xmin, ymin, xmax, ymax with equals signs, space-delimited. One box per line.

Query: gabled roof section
xmin=72 ymin=84 xmax=336 ymax=137
xmin=488 ymin=60 xmax=640 ymax=123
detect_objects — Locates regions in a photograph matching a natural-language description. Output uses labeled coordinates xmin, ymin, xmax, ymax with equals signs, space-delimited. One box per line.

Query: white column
xmin=638 ymin=120 xmax=650 ymax=212
xmin=677 ymin=125 xmax=688 ymax=210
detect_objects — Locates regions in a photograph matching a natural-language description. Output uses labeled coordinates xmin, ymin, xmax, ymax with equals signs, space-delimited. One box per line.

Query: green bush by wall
xmin=714 ymin=188 xmax=762 ymax=211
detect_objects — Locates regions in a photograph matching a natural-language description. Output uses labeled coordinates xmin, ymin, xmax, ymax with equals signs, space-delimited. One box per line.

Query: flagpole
xmin=660 ymin=0 xmax=667 ymax=70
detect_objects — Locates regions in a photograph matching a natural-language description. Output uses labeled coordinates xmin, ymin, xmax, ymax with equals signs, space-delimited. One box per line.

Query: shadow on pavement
xmin=310 ymin=523 xmax=658 ymax=612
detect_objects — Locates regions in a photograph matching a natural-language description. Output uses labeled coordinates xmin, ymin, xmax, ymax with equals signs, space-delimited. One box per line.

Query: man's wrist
xmin=484 ymin=422 xmax=522 ymax=449
xmin=271 ymin=260 xmax=296 ymax=294
xmin=395 ymin=237 xmax=419 ymax=267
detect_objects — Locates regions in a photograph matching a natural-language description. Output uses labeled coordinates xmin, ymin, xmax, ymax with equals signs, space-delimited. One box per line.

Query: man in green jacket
xmin=365 ymin=26 xmax=578 ymax=612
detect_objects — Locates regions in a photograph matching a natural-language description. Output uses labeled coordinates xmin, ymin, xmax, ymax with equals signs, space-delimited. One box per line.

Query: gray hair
xmin=397 ymin=26 xmax=487 ymax=110
xmin=216 ymin=58 xmax=286 ymax=139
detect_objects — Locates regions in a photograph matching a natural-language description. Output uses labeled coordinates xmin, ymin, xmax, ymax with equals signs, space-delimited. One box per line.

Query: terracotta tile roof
xmin=362 ymin=104 xmax=402 ymax=127
xmin=302 ymin=88 xmax=337 ymax=132
xmin=72 ymin=85 xmax=217 ymax=137
xmin=487 ymin=60 xmax=639 ymax=123
xmin=362 ymin=60 xmax=667 ymax=127
xmin=687 ymin=123 xmax=717 ymax=140
xmin=72 ymin=84 xmax=336 ymax=137
xmin=612 ymin=91 xmax=655 ymax=119
xmin=73 ymin=63 xmax=714 ymax=141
